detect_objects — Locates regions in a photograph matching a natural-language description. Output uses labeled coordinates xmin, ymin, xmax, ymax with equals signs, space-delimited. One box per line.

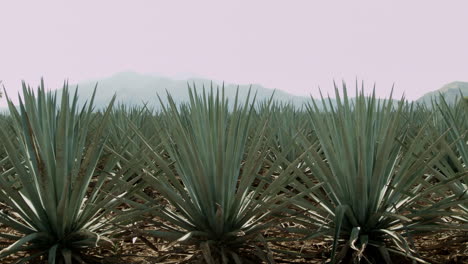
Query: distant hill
xmin=416 ymin=81 xmax=468 ymax=105
xmin=56 ymin=72 xmax=310 ymax=110
xmin=65 ymin=73 xmax=468 ymax=109
xmin=3 ymin=73 xmax=467 ymax=112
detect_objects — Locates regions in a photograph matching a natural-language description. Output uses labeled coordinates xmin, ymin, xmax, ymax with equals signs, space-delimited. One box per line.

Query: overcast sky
xmin=1 ymin=0 xmax=467 ymax=105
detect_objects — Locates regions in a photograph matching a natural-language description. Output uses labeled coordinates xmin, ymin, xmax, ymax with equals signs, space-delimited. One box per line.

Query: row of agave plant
xmin=0 ymin=81 xmax=466 ymax=264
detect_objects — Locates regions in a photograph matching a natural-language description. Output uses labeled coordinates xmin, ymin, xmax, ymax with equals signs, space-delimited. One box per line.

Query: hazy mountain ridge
xmin=58 ymin=72 xmax=310 ymax=110
xmin=64 ymin=72 xmax=467 ymax=108
xmin=416 ymin=81 xmax=468 ymax=105
xmin=2 ymin=72 xmax=466 ymax=112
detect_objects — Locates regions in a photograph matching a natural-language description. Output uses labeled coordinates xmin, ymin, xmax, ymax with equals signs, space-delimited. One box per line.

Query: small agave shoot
xmin=291 ymin=84 xmax=468 ymax=263
xmin=127 ymin=87 xmax=304 ymax=263
xmin=0 ymin=83 xmax=138 ymax=263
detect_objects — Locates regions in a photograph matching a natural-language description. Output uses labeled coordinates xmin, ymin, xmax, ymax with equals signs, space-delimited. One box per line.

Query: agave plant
xmin=0 ymin=82 xmax=139 ymax=263
xmin=290 ymin=84 xmax=468 ymax=263
xmin=105 ymin=104 xmax=158 ymax=161
xmin=429 ymin=94 xmax=468 ymax=220
xmin=265 ymin=102 xmax=311 ymax=170
xmin=125 ymin=86 xmax=304 ymax=263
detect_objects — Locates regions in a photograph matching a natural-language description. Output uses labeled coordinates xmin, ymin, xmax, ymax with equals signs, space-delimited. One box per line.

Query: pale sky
xmin=1 ymin=0 xmax=467 ymax=104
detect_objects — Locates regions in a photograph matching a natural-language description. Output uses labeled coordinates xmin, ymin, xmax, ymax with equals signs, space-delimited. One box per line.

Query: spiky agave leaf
xmin=290 ymin=83 xmax=468 ymax=263
xmin=265 ymin=102 xmax=312 ymax=169
xmin=125 ymin=85 xmax=305 ymax=263
xmin=429 ymin=94 xmax=468 ymax=220
xmin=0 ymin=81 xmax=139 ymax=264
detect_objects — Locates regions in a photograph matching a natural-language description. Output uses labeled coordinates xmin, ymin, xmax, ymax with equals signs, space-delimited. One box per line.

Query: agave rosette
xmin=125 ymin=86 xmax=305 ymax=263
xmin=290 ymin=84 xmax=468 ymax=263
xmin=0 ymin=83 xmax=139 ymax=264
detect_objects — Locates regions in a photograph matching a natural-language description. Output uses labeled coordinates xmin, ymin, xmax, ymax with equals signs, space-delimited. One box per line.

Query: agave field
xmin=0 ymin=82 xmax=466 ymax=264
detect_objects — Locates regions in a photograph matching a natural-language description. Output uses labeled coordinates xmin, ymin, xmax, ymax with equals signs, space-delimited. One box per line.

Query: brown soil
xmin=1 ymin=223 xmax=466 ymax=264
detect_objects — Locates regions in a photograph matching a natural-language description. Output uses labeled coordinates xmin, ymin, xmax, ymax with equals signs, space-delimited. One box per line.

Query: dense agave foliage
xmin=119 ymin=88 xmax=306 ymax=263
xmin=288 ymin=86 xmax=468 ymax=263
xmin=0 ymin=82 xmax=466 ymax=264
xmin=430 ymin=94 xmax=468 ymax=221
xmin=266 ymin=102 xmax=312 ymax=169
xmin=0 ymin=83 xmax=140 ymax=263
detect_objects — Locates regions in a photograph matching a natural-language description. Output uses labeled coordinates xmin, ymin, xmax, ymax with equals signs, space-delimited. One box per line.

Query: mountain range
xmin=57 ymin=72 xmax=310 ymax=109
xmin=3 ymin=72 xmax=468 ymax=110
xmin=415 ymin=81 xmax=468 ymax=106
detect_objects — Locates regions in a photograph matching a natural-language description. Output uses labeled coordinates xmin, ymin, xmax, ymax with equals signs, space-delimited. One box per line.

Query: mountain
xmin=3 ymin=73 xmax=466 ymax=112
xmin=416 ymin=81 xmax=468 ymax=105
xmin=57 ymin=72 xmax=310 ymax=110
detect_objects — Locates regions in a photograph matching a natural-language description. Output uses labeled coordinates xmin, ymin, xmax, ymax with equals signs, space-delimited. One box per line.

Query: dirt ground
xmin=1 ymin=223 xmax=466 ymax=264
